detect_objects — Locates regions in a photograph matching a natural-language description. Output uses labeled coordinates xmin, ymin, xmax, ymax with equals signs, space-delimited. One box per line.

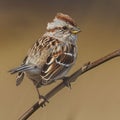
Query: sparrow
xmin=9 ymin=13 xmax=80 ymax=100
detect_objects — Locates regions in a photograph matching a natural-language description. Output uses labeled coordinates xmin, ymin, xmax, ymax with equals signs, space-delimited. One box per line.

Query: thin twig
xmin=18 ymin=49 xmax=120 ymax=120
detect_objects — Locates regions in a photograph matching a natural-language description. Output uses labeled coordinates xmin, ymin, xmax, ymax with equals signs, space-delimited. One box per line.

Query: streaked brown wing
xmin=26 ymin=36 xmax=51 ymax=64
xmin=15 ymin=56 xmax=28 ymax=86
xmin=41 ymin=42 xmax=76 ymax=84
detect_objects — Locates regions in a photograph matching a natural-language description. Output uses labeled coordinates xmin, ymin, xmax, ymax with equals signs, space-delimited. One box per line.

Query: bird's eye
xmin=62 ymin=26 xmax=68 ymax=30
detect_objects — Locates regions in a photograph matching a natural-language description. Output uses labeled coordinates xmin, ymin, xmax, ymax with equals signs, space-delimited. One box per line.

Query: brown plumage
xmin=56 ymin=13 xmax=76 ymax=26
xmin=9 ymin=13 xmax=80 ymax=99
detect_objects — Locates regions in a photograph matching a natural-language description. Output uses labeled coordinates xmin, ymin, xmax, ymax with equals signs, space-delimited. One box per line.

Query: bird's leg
xmin=36 ymin=87 xmax=42 ymax=99
xmin=35 ymin=87 xmax=49 ymax=107
xmin=62 ymin=77 xmax=71 ymax=89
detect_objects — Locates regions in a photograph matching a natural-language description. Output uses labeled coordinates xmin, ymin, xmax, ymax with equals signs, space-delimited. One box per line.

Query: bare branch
xmin=18 ymin=49 xmax=120 ymax=120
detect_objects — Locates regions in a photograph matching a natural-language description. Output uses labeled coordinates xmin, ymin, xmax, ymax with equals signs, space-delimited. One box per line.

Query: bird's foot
xmin=36 ymin=87 xmax=49 ymax=107
xmin=38 ymin=95 xmax=49 ymax=107
xmin=63 ymin=77 xmax=71 ymax=89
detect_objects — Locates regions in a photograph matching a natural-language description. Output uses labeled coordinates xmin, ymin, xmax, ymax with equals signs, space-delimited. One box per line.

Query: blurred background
xmin=0 ymin=0 xmax=120 ymax=120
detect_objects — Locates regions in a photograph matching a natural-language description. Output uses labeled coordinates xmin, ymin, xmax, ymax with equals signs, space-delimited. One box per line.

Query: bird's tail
xmin=8 ymin=65 xmax=34 ymax=74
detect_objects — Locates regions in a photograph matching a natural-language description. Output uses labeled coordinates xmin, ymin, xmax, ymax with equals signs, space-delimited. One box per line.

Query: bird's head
xmin=46 ymin=13 xmax=80 ymax=41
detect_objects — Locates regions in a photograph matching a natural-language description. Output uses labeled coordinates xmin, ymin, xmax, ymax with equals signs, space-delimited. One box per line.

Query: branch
xmin=18 ymin=49 xmax=120 ymax=120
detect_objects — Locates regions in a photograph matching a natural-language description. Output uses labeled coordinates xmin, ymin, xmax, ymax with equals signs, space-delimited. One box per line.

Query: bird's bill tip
xmin=71 ymin=27 xmax=81 ymax=34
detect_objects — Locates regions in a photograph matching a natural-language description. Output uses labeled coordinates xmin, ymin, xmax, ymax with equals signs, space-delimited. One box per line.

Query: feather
xmin=8 ymin=64 xmax=34 ymax=74
xmin=40 ymin=42 xmax=76 ymax=84
xmin=16 ymin=72 xmax=25 ymax=86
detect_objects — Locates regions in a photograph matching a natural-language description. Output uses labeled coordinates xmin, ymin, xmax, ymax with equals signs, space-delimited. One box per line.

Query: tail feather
xmin=9 ymin=65 xmax=33 ymax=74
xmin=16 ymin=72 xmax=25 ymax=86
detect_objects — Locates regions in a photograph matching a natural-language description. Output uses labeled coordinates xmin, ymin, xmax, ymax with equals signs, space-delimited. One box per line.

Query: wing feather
xmin=41 ymin=41 xmax=76 ymax=84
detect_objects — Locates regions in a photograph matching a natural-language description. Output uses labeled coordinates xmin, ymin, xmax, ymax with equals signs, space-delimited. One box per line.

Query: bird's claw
xmin=63 ymin=77 xmax=71 ymax=89
xmin=38 ymin=95 xmax=49 ymax=107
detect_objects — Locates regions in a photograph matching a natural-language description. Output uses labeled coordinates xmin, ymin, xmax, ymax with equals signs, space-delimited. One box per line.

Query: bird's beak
xmin=71 ymin=27 xmax=81 ymax=34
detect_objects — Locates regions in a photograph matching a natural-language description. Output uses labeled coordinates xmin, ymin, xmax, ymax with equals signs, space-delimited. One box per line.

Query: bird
xmin=9 ymin=13 xmax=80 ymax=101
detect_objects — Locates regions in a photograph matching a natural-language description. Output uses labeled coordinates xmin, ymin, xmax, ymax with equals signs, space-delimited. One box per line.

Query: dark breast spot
xmin=70 ymin=44 xmax=75 ymax=54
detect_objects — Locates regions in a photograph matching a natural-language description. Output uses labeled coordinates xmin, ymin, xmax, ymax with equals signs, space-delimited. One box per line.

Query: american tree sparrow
xmin=9 ymin=13 xmax=80 ymax=100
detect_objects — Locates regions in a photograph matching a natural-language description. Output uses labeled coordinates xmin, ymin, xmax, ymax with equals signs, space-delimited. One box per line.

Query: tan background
xmin=0 ymin=0 xmax=120 ymax=120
